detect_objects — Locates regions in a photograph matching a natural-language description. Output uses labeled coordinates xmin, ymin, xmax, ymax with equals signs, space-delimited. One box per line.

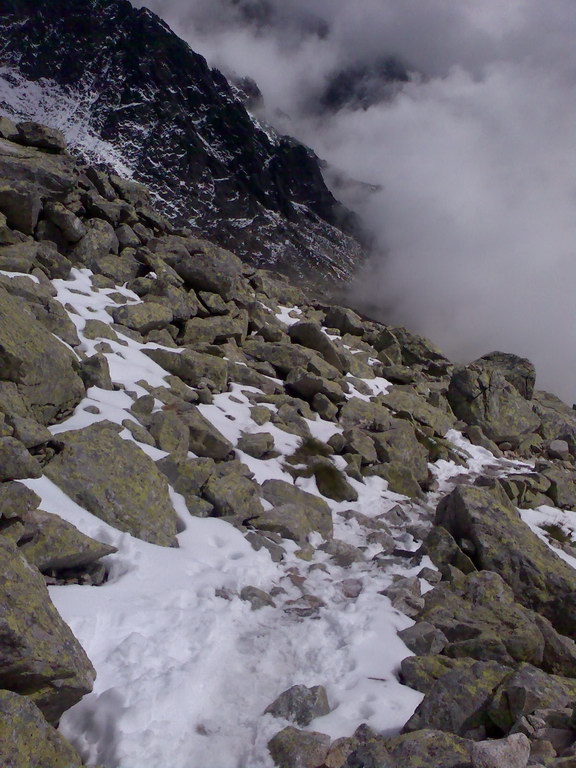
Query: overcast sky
xmin=133 ymin=0 xmax=576 ymax=401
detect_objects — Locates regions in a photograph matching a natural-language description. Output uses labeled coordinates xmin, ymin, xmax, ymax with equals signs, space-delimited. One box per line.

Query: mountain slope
xmin=0 ymin=0 xmax=365 ymax=285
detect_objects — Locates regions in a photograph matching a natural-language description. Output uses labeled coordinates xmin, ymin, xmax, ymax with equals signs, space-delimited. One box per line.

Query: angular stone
xmin=436 ymin=485 xmax=576 ymax=637
xmin=69 ymin=218 xmax=118 ymax=264
xmin=182 ymin=312 xmax=248 ymax=346
xmin=268 ymin=726 xmax=331 ymax=768
xmin=371 ymin=420 xmax=429 ymax=486
xmin=240 ymin=585 xmax=276 ymax=610
xmin=0 ymin=437 xmax=42 ymax=480
xmin=17 ymin=508 xmax=117 ymax=573
xmin=45 ymin=422 xmax=178 ymax=546
xmin=0 ymin=180 xmax=41 ymax=234
xmin=386 ymin=729 xmax=473 ymax=768
xmin=488 ymin=664 xmax=576 ymax=734
xmin=148 ymin=410 xmax=190 ymax=455
xmin=378 ymin=387 xmax=456 ymax=437
xmin=0 ymin=537 xmax=95 ymax=723
xmin=112 ymin=301 xmax=173 ymax=334
xmin=289 ymin=321 xmax=347 ymax=372
xmin=261 ymin=479 xmax=333 ymax=539
xmin=0 ymin=690 xmax=83 ymax=768
xmin=79 ymin=353 xmax=113 ymax=390
xmin=203 ymin=472 xmax=264 ymax=519
xmin=251 ymin=504 xmax=320 ymax=545
xmin=0 ymin=481 xmax=41 ymax=520
xmin=144 ymin=347 xmax=228 ymax=391
xmin=324 ymin=306 xmax=365 ymax=336
xmin=447 ymin=364 xmax=540 ymax=443
xmin=286 ymin=369 xmax=346 ymax=403
xmin=237 ymin=432 xmax=275 ymax=458
xmin=16 ymin=121 xmax=66 ymax=153
xmin=471 ymin=733 xmax=530 ymax=768
xmin=478 ymin=351 xmax=536 ymax=400
xmin=180 ymin=407 xmax=233 ymax=459
xmin=243 ymin=339 xmax=315 ymax=376
xmin=404 ymin=660 xmax=511 ymax=738
xmin=0 ymin=138 xmax=76 ymax=197
xmin=398 ymin=622 xmax=448 ymax=656
xmin=44 ymin=201 xmax=86 ymax=242
xmin=265 ymin=685 xmax=331 ymax=726
xmin=339 ymin=399 xmax=394 ymax=432
xmin=400 ymin=655 xmax=471 ymax=694
xmin=173 ymin=239 xmax=243 ymax=300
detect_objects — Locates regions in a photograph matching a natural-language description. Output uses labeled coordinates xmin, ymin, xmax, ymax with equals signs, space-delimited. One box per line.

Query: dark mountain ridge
xmin=0 ymin=0 xmax=366 ymax=284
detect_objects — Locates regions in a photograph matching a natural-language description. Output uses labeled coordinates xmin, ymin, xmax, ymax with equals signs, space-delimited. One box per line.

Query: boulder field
xmin=0 ymin=117 xmax=575 ymax=767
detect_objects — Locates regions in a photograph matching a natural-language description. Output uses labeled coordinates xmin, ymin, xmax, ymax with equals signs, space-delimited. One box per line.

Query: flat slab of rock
xmin=386 ymin=728 xmax=473 ymax=768
xmin=0 ymin=537 xmax=95 ymax=724
xmin=45 ymin=421 xmax=179 ymax=546
xmin=261 ymin=479 xmax=333 ymax=539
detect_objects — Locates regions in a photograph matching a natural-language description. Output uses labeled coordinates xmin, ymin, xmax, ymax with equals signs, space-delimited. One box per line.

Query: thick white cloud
xmin=133 ymin=0 xmax=576 ymax=401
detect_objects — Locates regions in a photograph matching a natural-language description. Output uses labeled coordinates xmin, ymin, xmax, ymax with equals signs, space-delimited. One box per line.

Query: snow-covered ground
xmin=2 ymin=267 xmax=542 ymax=767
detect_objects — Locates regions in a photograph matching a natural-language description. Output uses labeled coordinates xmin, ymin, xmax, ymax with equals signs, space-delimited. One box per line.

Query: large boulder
xmin=268 ymin=726 xmax=331 ymax=768
xmin=0 ymin=537 xmax=95 ymax=723
xmin=403 ymin=660 xmax=511 ymax=738
xmin=447 ymin=363 xmax=540 ymax=444
xmin=260 ymin=479 xmax=333 ymax=539
xmin=112 ymin=301 xmax=173 ymax=334
xmin=0 ymin=137 xmax=77 ymax=196
xmin=436 ymin=485 xmax=576 ymax=636
xmin=288 ymin=321 xmax=347 ymax=372
xmin=45 ymin=422 xmax=179 ymax=546
xmin=144 ymin=348 xmax=228 ymax=391
xmin=378 ymin=387 xmax=456 ymax=437
xmin=0 ymin=690 xmax=83 ymax=768
xmin=173 ymin=239 xmax=244 ymax=300
xmin=180 ymin=407 xmax=234 ymax=460
xmin=264 ymin=685 xmax=331 ymax=727
xmin=477 ymin=352 xmax=536 ymax=399
xmin=0 ymin=287 xmax=85 ymax=425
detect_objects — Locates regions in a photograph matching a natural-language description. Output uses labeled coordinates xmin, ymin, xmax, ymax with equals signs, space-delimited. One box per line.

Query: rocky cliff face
xmin=1 ymin=117 xmax=576 ymax=768
xmin=0 ymin=0 xmax=365 ymax=286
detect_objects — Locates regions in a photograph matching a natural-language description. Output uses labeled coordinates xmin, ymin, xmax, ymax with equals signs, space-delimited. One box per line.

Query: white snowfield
xmin=2 ymin=267 xmax=561 ymax=768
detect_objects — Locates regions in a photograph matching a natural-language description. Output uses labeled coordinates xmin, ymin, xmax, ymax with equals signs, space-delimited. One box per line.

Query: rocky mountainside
xmin=1 ymin=117 xmax=576 ymax=768
xmin=0 ymin=0 xmax=365 ymax=286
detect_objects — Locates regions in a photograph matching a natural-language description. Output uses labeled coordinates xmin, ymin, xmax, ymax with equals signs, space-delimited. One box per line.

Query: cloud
xmin=132 ymin=0 xmax=576 ymax=401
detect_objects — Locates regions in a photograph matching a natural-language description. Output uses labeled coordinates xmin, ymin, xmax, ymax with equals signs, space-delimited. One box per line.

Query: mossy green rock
xmin=0 ymin=287 xmax=84 ymax=425
xmin=45 ymin=422 xmax=178 ymax=546
xmin=173 ymin=239 xmax=244 ymax=300
xmin=487 ymin=663 xmax=576 ymax=733
xmin=312 ymin=460 xmax=358 ymax=503
xmin=268 ymin=726 xmax=331 ymax=768
xmin=261 ymin=479 xmax=333 ymax=539
xmin=478 ymin=351 xmax=536 ymax=399
xmin=378 ymin=387 xmax=456 ymax=437
xmin=251 ymin=504 xmax=321 ymax=545
xmin=112 ymin=301 xmax=173 ymax=333
xmin=436 ymin=485 xmax=576 ymax=636
xmin=447 ymin=364 xmax=540 ymax=443
xmin=288 ymin=321 xmax=347 ymax=372
xmin=0 ymin=537 xmax=95 ymax=723
xmin=419 ymin=571 xmax=550 ymax=670
xmin=0 ymin=689 xmax=83 ymax=768
xmin=386 ymin=729 xmax=473 ymax=768
xmin=404 ymin=659 xmax=511 ymax=737
xmin=237 ymin=432 xmax=275 ymax=458
xmin=371 ymin=419 xmax=429 ymax=485
xmin=0 ymin=437 xmax=42 ymax=480
xmin=400 ymin=655 xmax=472 ymax=694
xmin=203 ymin=472 xmax=264 ymax=518
xmin=16 ymin=508 xmax=117 ymax=573
xmin=243 ymin=339 xmax=315 ymax=376
xmin=180 ymin=407 xmax=234 ymax=459
xmin=144 ymin=347 xmax=228 ymax=391
xmin=339 ymin=399 xmax=394 ymax=432
xmin=182 ymin=312 xmax=248 ymax=346
xmin=148 ymin=410 xmax=189 ymax=455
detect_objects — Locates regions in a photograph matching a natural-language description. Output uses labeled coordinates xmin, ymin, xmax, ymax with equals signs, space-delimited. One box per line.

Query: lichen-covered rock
xmin=112 ymin=301 xmax=173 ymax=334
xmin=370 ymin=419 xmax=429 ymax=485
xmin=339 ymin=399 xmax=394 ymax=432
xmin=447 ymin=364 xmax=540 ymax=443
xmin=15 ymin=507 xmax=116 ymax=573
xmin=173 ymin=239 xmax=244 ymax=300
xmin=324 ymin=306 xmax=365 ymax=336
xmin=385 ymin=729 xmax=473 ymax=768
xmin=0 ymin=437 xmax=42 ymax=480
xmin=289 ymin=321 xmax=347 ymax=372
xmin=203 ymin=472 xmax=264 ymax=519
xmin=488 ymin=664 xmax=576 ymax=734
xmin=268 ymin=726 xmax=331 ymax=768
xmin=148 ymin=410 xmax=190 ymax=455
xmin=261 ymin=479 xmax=333 ymax=539
xmin=404 ymin=660 xmax=511 ymax=738
xmin=182 ymin=312 xmax=248 ymax=346
xmin=0 ymin=181 xmax=41 ymax=235
xmin=0 ymin=689 xmax=83 ymax=768
xmin=180 ymin=407 xmax=234 ymax=459
xmin=286 ymin=369 xmax=346 ymax=403
xmin=400 ymin=655 xmax=472 ymax=694
xmin=0 ymin=286 xmax=85 ymax=424
xmin=237 ymin=432 xmax=275 ymax=458
xmin=265 ymin=684 xmax=331 ymax=726
xmin=79 ymin=352 xmax=113 ymax=390
xmin=45 ymin=421 xmax=179 ymax=546
xmin=477 ymin=351 xmax=536 ymax=400
xmin=0 ymin=537 xmax=95 ymax=723
xmin=379 ymin=387 xmax=456 ymax=437
xmin=436 ymin=485 xmax=576 ymax=637
xmin=69 ymin=217 xmax=118 ymax=263
xmin=16 ymin=121 xmax=66 ymax=153
xmin=243 ymin=339 xmax=317 ymax=377
xmin=144 ymin=347 xmax=228 ymax=391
